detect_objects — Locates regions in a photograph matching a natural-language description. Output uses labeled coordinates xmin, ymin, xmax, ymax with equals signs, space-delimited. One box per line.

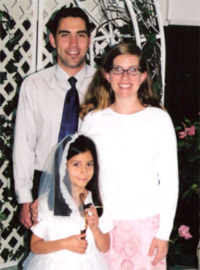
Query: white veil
xmin=37 ymin=134 xmax=84 ymax=220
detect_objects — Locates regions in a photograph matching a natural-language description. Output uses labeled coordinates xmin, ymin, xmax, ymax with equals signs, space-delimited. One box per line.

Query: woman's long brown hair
xmin=80 ymin=42 xmax=162 ymax=119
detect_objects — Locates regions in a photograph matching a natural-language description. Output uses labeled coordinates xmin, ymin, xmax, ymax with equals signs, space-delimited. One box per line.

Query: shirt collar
xmin=75 ymin=65 xmax=87 ymax=89
xmin=55 ymin=64 xmax=87 ymax=90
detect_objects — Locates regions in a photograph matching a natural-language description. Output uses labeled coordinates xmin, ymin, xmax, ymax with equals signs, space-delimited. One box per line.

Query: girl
xmin=23 ymin=134 xmax=113 ymax=270
xmin=80 ymin=43 xmax=179 ymax=269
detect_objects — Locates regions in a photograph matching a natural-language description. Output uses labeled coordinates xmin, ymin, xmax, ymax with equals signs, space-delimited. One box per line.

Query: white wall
xmin=159 ymin=0 xmax=200 ymax=26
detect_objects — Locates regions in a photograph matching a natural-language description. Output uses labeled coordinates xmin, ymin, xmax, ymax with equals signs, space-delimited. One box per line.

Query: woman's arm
xmin=30 ymin=233 xmax=88 ymax=254
xmin=86 ymin=205 xmax=110 ymax=253
xmin=148 ymin=237 xmax=168 ymax=265
xmin=155 ymin=112 xmax=179 ymax=240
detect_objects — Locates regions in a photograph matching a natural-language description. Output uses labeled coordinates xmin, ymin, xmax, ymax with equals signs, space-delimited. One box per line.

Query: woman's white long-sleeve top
xmin=80 ymin=107 xmax=179 ymax=240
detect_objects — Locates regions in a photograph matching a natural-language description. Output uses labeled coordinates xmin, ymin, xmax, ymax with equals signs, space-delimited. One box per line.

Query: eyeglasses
xmin=110 ymin=66 xmax=142 ymax=76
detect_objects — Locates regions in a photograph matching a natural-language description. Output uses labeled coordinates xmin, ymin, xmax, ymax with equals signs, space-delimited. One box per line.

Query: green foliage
xmin=0 ymin=9 xmax=22 ymax=263
xmin=0 ymin=10 xmax=15 ymax=30
xmin=167 ymin=117 xmax=200 ymax=267
xmin=0 ymin=211 xmax=7 ymax=231
xmin=3 ymin=2 xmax=197 ymax=266
xmin=117 ymin=1 xmax=163 ymax=101
xmin=0 ymin=72 xmax=7 ymax=84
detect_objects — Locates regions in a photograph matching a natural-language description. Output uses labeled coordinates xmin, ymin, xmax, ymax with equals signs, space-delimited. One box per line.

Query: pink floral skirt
xmin=106 ymin=215 xmax=166 ymax=270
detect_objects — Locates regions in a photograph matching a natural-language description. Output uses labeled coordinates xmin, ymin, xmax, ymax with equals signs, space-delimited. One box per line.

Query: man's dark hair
xmin=46 ymin=6 xmax=92 ymax=37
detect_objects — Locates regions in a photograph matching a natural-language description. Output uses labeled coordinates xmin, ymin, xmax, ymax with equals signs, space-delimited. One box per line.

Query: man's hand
xmin=19 ymin=202 xmax=32 ymax=229
xmin=30 ymin=199 xmax=39 ymax=225
xmin=148 ymin=237 xmax=168 ymax=265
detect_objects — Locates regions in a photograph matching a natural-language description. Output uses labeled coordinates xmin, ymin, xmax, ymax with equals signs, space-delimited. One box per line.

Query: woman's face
xmin=105 ymin=54 xmax=147 ymax=100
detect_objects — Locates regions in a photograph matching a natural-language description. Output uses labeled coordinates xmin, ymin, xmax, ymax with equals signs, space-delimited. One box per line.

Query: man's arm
xmin=19 ymin=203 xmax=32 ymax=229
xmin=13 ymin=78 xmax=37 ymax=228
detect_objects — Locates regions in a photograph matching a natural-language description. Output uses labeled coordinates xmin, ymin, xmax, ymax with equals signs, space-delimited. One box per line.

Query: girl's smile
xmin=67 ymin=151 xmax=94 ymax=193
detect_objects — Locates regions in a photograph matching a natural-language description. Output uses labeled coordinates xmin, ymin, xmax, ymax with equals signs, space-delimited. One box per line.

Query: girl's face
xmin=105 ymin=54 xmax=147 ymax=100
xmin=67 ymin=151 xmax=94 ymax=192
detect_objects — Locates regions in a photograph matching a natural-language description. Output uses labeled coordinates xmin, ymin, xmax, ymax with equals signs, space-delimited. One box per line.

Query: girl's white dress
xmin=23 ymin=192 xmax=113 ymax=270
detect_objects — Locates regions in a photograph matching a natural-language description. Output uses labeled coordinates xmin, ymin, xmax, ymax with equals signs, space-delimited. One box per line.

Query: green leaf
xmin=5 ymin=59 xmax=17 ymax=73
xmin=0 ymin=72 xmax=7 ymax=84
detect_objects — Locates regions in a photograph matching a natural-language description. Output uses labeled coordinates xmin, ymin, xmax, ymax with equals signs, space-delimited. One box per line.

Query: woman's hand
xmin=148 ymin=237 xmax=168 ymax=265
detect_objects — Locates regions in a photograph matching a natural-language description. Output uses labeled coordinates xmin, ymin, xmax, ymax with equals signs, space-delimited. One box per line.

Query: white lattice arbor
xmin=1 ymin=1 xmax=38 ymax=268
xmin=76 ymin=0 xmax=165 ymax=101
xmin=0 ymin=0 xmax=165 ymax=267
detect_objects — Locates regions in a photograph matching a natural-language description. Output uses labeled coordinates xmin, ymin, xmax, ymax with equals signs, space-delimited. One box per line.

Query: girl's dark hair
xmin=67 ymin=135 xmax=103 ymax=217
xmin=46 ymin=6 xmax=92 ymax=38
xmin=80 ymin=42 xmax=162 ymax=119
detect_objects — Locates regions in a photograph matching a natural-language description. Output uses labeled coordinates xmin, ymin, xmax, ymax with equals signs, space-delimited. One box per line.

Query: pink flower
xmin=179 ymin=131 xmax=187 ymax=139
xmin=178 ymin=126 xmax=196 ymax=139
xmin=187 ymin=126 xmax=196 ymax=135
xmin=178 ymin=225 xmax=193 ymax=239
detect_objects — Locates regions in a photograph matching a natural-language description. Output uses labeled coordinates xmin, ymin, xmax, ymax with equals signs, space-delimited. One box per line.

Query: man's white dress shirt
xmin=13 ymin=64 xmax=96 ymax=203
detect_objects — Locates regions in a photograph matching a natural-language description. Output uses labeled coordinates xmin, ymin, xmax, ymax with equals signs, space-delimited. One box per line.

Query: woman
xmin=80 ymin=43 xmax=178 ymax=269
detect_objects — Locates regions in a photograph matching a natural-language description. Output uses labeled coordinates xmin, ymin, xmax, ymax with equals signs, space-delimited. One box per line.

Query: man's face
xmin=50 ymin=17 xmax=91 ymax=75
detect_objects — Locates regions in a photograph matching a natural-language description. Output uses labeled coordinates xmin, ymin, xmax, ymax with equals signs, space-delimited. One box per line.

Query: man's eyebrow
xmin=58 ymin=30 xmax=88 ymax=34
xmin=58 ymin=30 xmax=70 ymax=34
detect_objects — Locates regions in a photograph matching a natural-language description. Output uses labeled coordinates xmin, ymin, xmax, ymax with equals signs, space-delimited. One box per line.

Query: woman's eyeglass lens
xmin=111 ymin=66 xmax=141 ymax=76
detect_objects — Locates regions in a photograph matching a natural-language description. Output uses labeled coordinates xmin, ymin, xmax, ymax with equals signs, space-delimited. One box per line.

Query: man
xmin=13 ymin=6 xmax=96 ymax=229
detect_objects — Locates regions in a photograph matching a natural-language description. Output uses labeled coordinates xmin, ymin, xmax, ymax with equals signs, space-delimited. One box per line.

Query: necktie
xmin=58 ymin=77 xmax=79 ymax=142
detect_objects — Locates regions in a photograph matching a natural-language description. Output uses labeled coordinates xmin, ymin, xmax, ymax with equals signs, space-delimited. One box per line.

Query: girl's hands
xmin=61 ymin=234 xmax=88 ymax=254
xmin=85 ymin=205 xmax=99 ymax=232
xmin=85 ymin=205 xmax=110 ymax=253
